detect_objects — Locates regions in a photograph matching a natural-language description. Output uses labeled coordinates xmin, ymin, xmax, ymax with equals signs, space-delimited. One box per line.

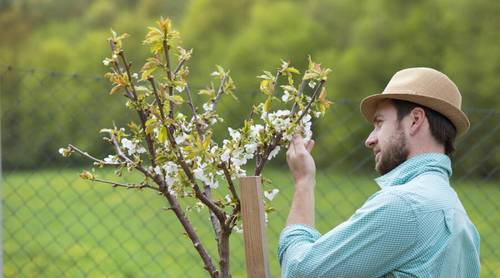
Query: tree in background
xmin=2 ymin=0 xmax=499 ymax=177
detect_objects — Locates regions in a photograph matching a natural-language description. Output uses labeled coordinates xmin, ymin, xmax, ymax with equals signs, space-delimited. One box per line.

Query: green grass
xmin=2 ymin=168 xmax=499 ymax=277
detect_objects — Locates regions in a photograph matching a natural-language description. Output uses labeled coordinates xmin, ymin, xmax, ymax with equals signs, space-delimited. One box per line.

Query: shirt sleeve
xmin=277 ymin=191 xmax=419 ymax=278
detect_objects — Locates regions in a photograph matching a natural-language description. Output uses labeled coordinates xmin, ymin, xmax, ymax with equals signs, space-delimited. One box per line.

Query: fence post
xmin=239 ymin=176 xmax=270 ymax=278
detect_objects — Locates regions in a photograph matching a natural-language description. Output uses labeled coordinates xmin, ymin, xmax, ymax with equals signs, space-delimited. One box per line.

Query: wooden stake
xmin=239 ymin=176 xmax=271 ymax=278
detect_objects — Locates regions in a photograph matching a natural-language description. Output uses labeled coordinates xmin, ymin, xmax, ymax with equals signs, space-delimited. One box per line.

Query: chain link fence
xmin=1 ymin=65 xmax=499 ymax=277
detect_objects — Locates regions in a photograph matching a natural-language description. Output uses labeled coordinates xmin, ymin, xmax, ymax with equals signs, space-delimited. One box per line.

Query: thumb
xmin=305 ymin=139 xmax=315 ymax=153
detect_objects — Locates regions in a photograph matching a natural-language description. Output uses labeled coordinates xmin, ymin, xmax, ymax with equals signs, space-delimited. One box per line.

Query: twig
xmin=185 ymin=85 xmax=204 ymax=137
xmin=68 ymin=144 xmax=119 ymax=166
xmin=109 ymin=45 xmax=158 ymax=170
xmin=290 ymin=79 xmax=307 ymax=115
xmin=148 ymin=77 xmax=168 ymax=123
xmin=162 ymin=39 xmax=175 ymax=119
xmin=220 ymin=162 xmax=239 ymax=204
xmin=295 ymin=80 xmax=325 ymax=124
xmin=92 ymin=178 xmax=159 ymax=191
xmin=109 ymin=129 xmax=154 ymax=180
xmin=211 ymin=74 xmax=229 ymax=112
xmin=173 ymin=58 xmax=186 ymax=75
xmin=117 ymin=51 xmax=139 ymax=102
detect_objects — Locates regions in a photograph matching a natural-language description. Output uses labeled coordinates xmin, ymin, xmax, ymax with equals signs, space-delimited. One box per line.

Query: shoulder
xmin=354 ymin=190 xmax=418 ymax=224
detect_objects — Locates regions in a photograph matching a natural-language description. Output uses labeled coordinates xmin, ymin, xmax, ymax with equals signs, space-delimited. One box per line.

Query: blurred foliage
xmin=1 ymin=0 xmax=499 ymax=174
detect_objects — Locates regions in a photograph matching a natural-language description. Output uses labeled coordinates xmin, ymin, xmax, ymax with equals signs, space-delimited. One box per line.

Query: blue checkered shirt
xmin=278 ymin=153 xmax=480 ymax=277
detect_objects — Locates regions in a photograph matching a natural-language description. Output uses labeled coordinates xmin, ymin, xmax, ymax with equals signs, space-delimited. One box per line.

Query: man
xmin=278 ymin=68 xmax=480 ymax=277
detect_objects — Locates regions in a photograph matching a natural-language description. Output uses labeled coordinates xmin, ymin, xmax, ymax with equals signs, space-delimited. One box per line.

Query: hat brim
xmin=360 ymin=93 xmax=470 ymax=137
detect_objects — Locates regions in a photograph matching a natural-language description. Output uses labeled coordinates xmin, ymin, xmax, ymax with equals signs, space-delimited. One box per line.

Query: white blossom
xmin=211 ymin=71 xmax=220 ymax=76
xmin=264 ymin=189 xmax=280 ymax=201
xmin=308 ymin=80 xmax=317 ymax=89
xmin=193 ymin=167 xmax=219 ymax=189
xmin=268 ymin=146 xmax=281 ymax=160
xmin=175 ymin=133 xmax=187 ymax=144
xmin=314 ymin=111 xmax=321 ymax=118
xmin=103 ymin=155 xmax=118 ymax=164
xmin=236 ymin=167 xmax=247 ymax=177
xmin=163 ymin=162 xmax=178 ymax=175
xmin=233 ymin=225 xmax=243 ymax=234
xmin=301 ymin=113 xmax=312 ymax=124
xmin=58 ymin=148 xmax=65 ymax=155
xmin=132 ymin=73 xmax=139 ymax=79
xmin=165 ymin=175 xmax=176 ymax=187
xmin=250 ymin=124 xmax=264 ymax=138
xmin=203 ymin=102 xmax=213 ymax=112
xmin=244 ymin=143 xmax=258 ymax=155
xmin=121 ymin=138 xmax=135 ymax=155
xmin=136 ymin=146 xmax=147 ymax=154
xmin=282 ymin=90 xmax=291 ymax=102
xmin=121 ymin=138 xmax=146 ymax=155
xmin=275 ymin=110 xmax=290 ymax=117
xmin=153 ymin=166 xmax=162 ymax=176
xmin=228 ymin=127 xmax=241 ymax=141
xmin=209 ymin=146 xmax=219 ymax=155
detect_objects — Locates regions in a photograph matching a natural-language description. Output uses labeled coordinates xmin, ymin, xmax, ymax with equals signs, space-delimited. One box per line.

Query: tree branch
xmin=155 ymin=174 xmax=219 ymax=278
xmin=211 ymin=74 xmax=228 ymax=112
xmin=68 ymin=144 xmax=119 ymax=166
xmin=185 ymin=84 xmax=204 ymax=137
xmin=109 ymin=44 xmax=158 ymax=171
xmin=295 ymin=80 xmax=325 ymax=123
xmin=162 ymin=124 xmax=227 ymax=224
xmin=92 ymin=177 xmax=159 ymax=191
xmin=254 ymin=80 xmax=325 ymax=176
xmin=173 ymin=58 xmax=186 ymax=75
xmin=162 ymin=38 xmax=175 ymax=119
xmin=290 ymin=79 xmax=307 ymax=115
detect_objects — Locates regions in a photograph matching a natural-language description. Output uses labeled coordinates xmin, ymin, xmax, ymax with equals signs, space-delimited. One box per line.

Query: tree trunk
xmin=218 ymin=228 xmax=231 ymax=278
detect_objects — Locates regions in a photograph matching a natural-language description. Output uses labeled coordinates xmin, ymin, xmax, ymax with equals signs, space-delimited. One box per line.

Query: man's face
xmin=365 ymin=100 xmax=409 ymax=175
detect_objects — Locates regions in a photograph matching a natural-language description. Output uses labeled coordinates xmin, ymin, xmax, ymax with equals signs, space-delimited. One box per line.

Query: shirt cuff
xmin=277 ymin=224 xmax=321 ymax=266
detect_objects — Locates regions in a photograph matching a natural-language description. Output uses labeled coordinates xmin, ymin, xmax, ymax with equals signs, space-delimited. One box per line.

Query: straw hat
xmin=360 ymin=67 xmax=470 ymax=137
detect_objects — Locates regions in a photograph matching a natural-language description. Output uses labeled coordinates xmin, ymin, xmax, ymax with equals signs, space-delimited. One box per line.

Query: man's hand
xmin=285 ymin=134 xmax=316 ymax=227
xmin=286 ymin=134 xmax=316 ymax=186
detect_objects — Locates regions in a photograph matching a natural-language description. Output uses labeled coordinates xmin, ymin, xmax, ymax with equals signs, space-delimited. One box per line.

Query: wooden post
xmin=239 ymin=176 xmax=271 ymax=278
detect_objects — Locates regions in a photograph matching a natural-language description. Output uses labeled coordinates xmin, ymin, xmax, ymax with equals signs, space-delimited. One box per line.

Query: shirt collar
xmin=375 ymin=153 xmax=452 ymax=189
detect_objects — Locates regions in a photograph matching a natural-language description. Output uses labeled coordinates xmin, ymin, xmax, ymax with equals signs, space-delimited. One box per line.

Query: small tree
xmin=60 ymin=18 xmax=332 ymax=278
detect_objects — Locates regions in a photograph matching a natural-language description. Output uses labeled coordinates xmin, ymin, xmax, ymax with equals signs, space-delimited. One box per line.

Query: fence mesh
xmin=1 ymin=65 xmax=499 ymax=277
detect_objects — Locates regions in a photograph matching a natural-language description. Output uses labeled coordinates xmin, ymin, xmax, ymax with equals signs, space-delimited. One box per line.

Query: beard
xmin=376 ymin=126 xmax=409 ymax=175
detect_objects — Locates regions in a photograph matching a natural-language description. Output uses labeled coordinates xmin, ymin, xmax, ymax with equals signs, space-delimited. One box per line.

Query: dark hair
xmin=391 ymin=99 xmax=457 ymax=156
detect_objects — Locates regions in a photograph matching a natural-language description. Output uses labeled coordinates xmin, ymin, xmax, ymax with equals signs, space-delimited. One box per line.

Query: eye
xmin=373 ymin=119 xmax=382 ymax=128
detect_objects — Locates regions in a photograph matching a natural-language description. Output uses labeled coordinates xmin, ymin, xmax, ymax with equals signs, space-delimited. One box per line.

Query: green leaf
xmin=303 ymin=72 xmax=319 ymax=80
xmin=135 ymin=86 xmax=150 ymax=93
xmin=110 ymin=85 xmax=124 ymax=95
xmin=145 ymin=118 xmax=158 ymax=135
xmin=165 ymin=94 xmax=184 ymax=105
xmin=263 ymin=96 xmax=272 ymax=112
xmin=141 ymin=66 xmax=157 ymax=81
xmin=158 ymin=126 xmax=168 ymax=143
xmin=285 ymin=67 xmax=300 ymax=75
xmin=155 ymin=154 xmax=168 ymax=164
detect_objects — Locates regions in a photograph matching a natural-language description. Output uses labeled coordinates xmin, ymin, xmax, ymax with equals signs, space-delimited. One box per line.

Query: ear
xmin=408 ymin=107 xmax=426 ymax=136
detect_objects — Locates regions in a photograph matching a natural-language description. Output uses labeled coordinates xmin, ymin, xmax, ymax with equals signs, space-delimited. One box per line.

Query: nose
xmin=365 ymin=129 xmax=377 ymax=149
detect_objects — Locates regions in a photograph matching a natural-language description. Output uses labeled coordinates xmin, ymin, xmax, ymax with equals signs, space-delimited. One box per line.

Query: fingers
xmin=287 ymin=134 xmax=315 ymax=158
xmin=306 ymin=139 xmax=315 ymax=153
